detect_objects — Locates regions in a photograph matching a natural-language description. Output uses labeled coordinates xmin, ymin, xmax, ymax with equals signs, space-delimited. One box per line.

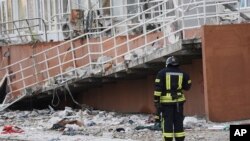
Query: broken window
xmin=240 ymin=0 xmax=250 ymax=8
xmin=99 ymin=0 xmax=111 ymax=16
xmin=127 ymin=0 xmax=139 ymax=15
xmin=60 ymin=0 xmax=70 ymax=23
xmin=166 ymin=0 xmax=175 ymax=17
xmin=143 ymin=0 xmax=175 ymax=19
xmin=127 ymin=0 xmax=139 ymax=23
xmin=41 ymin=0 xmax=60 ymax=31
xmin=63 ymin=0 xmax=69 ymax=14
xmin=140 ymin=0 xmax=151 ymax=19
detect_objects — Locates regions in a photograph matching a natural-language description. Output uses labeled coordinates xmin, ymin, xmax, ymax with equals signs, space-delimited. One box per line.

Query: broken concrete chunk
xmin=3 ymin=112 xmax=16 ymax=119
xmin=48 ymin=117 xmax=62 ymax=125
xmin=51 ymin=119 xmax=84 ymax=131
xmin=56 ymin=107 xmax=75 ymax=118
xmin=133 ymin=48 xmax=144 ymax=58
xmin=48 ymin=105 xmax=55 ymax=113
xmin=124 ymin=52 xmax=137 ymax=61
xmin=75 ymin=67 xmax=89 ymax=78
xmin=96 ymin=56 xmax=112 ymax=64
xmin=85 ymin=120 xmax=96 ymax=127
xmin=30 ymin=110 xmax=39 ymax=117
xmin=44 ymin=77 xmax=56 ymax=88
xmin=91 ymin=56 xmax=113 ymax=75
xmin=208 ymin=125 xmax=227 ymax=130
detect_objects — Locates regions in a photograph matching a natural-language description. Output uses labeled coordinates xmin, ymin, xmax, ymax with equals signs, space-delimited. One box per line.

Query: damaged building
xmin=0 ymin=0 xmax=250 ymax=122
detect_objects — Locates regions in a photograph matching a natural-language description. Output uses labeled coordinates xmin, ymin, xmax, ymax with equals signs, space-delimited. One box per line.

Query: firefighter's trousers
xmin=161 ymin=103 xmax=185 ymax=141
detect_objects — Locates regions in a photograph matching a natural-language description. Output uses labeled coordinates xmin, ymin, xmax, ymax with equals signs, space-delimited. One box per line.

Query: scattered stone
xmin=116 ymin=128 xmax=125 ymax=132
xmin=0 ymin=109 xmax=244 ymax=141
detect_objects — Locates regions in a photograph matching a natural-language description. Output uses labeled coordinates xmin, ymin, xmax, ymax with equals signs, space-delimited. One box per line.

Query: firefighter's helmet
xmin=166 ymin=56 xmax=179 ymax=67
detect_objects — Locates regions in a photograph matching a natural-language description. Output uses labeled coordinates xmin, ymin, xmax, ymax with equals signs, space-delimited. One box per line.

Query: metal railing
xmin=0 ymin=18 xmax=48 ymax=44
xmin=0 ymin=0 xmax=241 ymax=106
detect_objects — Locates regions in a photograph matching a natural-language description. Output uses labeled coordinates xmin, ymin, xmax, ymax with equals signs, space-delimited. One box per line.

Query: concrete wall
xmin=202 ymin=23 xmax=250 ymax=122
xmin=77 ymin=59 xmax=205 ymax=116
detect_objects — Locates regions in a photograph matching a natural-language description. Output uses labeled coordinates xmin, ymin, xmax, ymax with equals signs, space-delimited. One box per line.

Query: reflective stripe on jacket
xmin=154 ymin=66 xmax=191 ymax=104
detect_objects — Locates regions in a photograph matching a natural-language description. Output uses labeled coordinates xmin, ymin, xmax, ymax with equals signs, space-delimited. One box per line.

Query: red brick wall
xmin=77 ymin=59 xmax=205 ymax=116
xmin=202 ymin=23 xmax=250 ymax=122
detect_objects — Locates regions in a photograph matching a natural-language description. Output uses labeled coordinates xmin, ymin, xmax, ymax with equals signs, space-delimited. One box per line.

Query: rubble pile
xmin=0 ymin=106 xmax=236 ymax=141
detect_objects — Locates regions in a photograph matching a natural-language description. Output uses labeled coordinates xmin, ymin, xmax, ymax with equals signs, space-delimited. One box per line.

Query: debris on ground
xmin=1 ymin=125 xmax=24 ymax=134
xmin=0 ymin=106 xmax=248 ymax=141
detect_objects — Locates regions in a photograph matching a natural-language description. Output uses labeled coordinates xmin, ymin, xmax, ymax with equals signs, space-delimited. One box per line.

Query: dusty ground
xmin=186 ymin=129 xmax=229 ymax=141
xmin=0 ymin=108 xmax=245 ymax=141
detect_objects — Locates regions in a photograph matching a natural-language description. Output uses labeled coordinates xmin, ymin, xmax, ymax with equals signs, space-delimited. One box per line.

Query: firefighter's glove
xmin=172 ymin=94 xmax=181 ymax=100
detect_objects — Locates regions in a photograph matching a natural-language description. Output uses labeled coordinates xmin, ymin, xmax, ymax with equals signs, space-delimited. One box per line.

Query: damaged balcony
xmin=0 ymin=0 xmax=242 ymax=110
xmin=0 ymin=34 xmax=201 ymax=111
xmin=5 ymin=38 xmax=201 ymax=110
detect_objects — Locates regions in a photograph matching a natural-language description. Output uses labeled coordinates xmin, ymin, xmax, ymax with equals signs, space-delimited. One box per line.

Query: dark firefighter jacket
xmin=154 ymin=66 xmax=191 ymax=105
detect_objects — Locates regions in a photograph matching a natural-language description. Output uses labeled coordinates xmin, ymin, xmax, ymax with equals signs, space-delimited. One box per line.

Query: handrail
xmin=0 ymin=18 xmax=48 ymax=42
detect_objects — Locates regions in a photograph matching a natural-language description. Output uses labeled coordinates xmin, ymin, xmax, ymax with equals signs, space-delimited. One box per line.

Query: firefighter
xmin=154 ymin=56 xmax=191 ymax=141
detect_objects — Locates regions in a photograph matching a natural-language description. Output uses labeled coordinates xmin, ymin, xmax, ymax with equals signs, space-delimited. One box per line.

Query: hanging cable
xmin=64 ymin=82 xmax=82 ymax=108
xmin=51 ymin=88 xmax=60 ymax=107
xmin=63 ymin=87 xmax=67 ymax=102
